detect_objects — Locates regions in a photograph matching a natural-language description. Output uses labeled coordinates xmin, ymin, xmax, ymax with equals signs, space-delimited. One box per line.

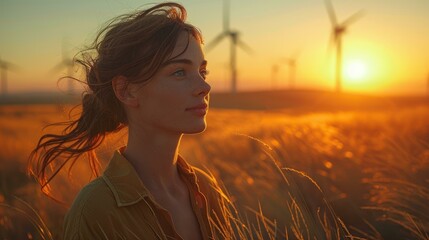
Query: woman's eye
xmin=173 ymin=69 xmax=185 ymax=77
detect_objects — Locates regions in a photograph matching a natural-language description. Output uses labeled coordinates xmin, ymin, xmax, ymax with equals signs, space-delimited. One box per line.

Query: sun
xmin=345 ymin=60 xmax=368 ymax=82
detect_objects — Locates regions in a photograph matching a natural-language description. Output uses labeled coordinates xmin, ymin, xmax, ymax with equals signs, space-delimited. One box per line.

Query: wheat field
xmin=1 ymin=102 xmax=428 ymax=239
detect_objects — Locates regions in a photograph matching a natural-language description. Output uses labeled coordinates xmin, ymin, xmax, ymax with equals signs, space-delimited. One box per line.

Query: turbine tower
xmin=52 ymin=40 xmax=75 ymax=94
xmin=324 ymin=0 xmax=364 ymax=93
xmin=0 ymin=57 xmax=18 ymax=95
xmin=427 ymin=71 xmax=429 ymax=97
xmin=205 ymin=0 xmax=252 ymax=94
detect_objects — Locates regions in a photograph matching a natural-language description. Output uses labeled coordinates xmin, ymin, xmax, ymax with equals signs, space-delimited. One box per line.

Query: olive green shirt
xmin=63 ymin=149 xmax=227 ymax=240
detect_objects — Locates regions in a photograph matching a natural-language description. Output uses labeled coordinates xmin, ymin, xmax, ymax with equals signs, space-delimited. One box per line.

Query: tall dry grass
xmin=1 ymin=104 xmax=429 ymax=239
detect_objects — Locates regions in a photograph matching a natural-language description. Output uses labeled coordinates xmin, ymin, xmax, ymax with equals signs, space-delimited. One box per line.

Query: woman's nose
xmin=193 ymin=77 xmax=211 ymax=96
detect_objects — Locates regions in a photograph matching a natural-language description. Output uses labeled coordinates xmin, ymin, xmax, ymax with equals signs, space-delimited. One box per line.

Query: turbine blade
xmin=223 ymin=0 xmax=230 ymax=31
xmin=205 ymin=32 xmax=227 ymax=52
xmin=237 ymin=38 xmax=253 ymax=54
xmin=0 ymin=60 xmax=19 ymax=72
xmin=341 ymin=9 xmax=365 ymax=27
xmin=324 ymin=0 xmax=338 ymax=26
xmin=0 ymin=60 xmax=9 ymax=67
xmin=7 ymin=62 xmax=20 ymax=72
xmin=0 ymin=57 xmax=6 ymax=66
xmin=50 ymin=62 xmax=65 ymax=73
xmin=64 ymin=58 xmax=74 ymax=67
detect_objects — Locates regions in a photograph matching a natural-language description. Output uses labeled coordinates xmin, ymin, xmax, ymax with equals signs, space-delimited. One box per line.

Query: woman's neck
xmin=123 ymin=125 xmax=183 ymax=193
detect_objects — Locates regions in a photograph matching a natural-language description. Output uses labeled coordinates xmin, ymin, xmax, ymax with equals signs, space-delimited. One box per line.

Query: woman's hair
xmin=28 ymin=2 xmax=203 ymax=195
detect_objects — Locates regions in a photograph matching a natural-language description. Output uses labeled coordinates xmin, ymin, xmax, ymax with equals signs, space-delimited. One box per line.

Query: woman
xmin=29 ymin=2 xmax=229 ymax=239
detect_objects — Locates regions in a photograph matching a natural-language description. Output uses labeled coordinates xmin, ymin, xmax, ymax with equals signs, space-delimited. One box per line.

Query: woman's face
xmin=129 ymin=32 xmax=211 ymax=135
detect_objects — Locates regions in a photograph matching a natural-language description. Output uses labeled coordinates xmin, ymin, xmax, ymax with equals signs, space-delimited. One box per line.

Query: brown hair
xmin=28 ymin=2 xmax=203 ymax=195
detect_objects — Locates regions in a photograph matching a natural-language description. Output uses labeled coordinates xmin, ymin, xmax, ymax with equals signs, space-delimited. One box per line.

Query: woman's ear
xmin=112 ymin=76 xmax=139 ymax=108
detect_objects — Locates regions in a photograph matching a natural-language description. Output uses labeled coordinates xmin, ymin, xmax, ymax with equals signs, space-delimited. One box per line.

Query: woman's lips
xmin=186 ymin=103 xmax=208 ymax=116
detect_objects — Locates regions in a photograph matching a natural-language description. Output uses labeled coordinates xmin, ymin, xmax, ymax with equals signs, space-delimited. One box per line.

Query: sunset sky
xmin=1 ymin=0 xmax=428 ymax=95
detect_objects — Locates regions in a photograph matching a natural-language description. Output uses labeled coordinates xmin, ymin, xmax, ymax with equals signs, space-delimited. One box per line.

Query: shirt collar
xmin=102 ymin=148 xmax=198 ymax=207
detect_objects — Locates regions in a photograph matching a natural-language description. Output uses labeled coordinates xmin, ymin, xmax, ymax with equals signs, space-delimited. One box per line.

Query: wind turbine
xmin=324 ymin=0 xmax=364 ymax=93
xmin=51 ymin=40 xmax=75 ymax=94
xmin=205 ymin=0 xmax=252 ymax=94
xmin=283 ymin=53 xmax=299 ymax=89
xmin=271 ymin=52 xmax=299 ymax=90
xmin=0 ymin=56 xmax=18 ymax=95
xmin=285 ymin=58 xmax=297 ymax=89
xmin=271 ymin=64 xmax=279 ymax=89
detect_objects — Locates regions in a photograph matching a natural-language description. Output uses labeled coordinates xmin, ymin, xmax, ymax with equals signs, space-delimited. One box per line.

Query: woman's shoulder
xmin=68 ymin=177 xmax=116 ymax=214
xmin=63 ymin=177 xmax=117 ymax=238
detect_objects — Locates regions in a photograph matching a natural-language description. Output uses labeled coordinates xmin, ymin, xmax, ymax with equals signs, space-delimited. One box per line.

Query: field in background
xmin=1 ymin=90 xmax=428 ymax=239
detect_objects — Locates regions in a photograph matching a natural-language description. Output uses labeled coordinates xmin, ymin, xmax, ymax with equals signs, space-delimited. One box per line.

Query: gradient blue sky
xmin=1 ymin=0 xmax=428 ymax=95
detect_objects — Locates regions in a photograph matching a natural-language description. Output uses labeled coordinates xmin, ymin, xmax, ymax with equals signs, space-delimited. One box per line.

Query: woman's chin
xmin=184 ymin=122 xmax=207 ymax=134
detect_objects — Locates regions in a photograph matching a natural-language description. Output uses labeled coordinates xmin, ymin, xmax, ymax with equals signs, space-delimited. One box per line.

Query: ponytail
xmin=28 ymin=89 xmax=125 ymax=194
